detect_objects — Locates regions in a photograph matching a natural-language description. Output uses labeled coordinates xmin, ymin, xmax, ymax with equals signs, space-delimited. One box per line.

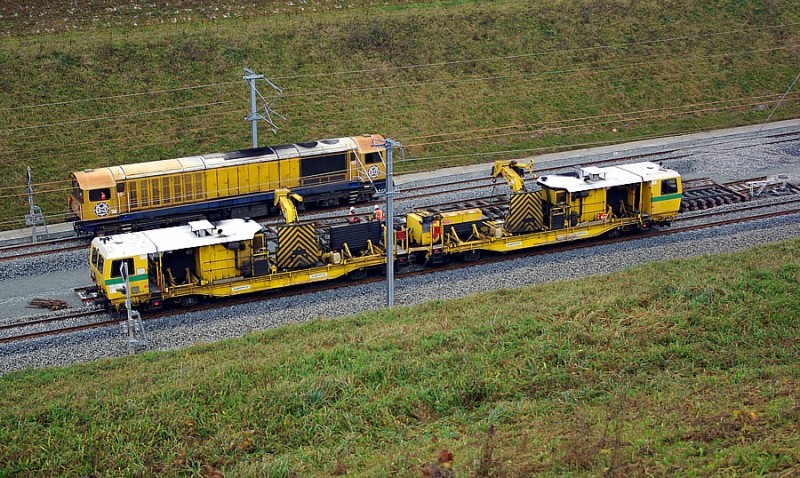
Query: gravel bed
xmin=0 ymin=249 xmax=87 ymax=282
xmin=1 ymin=213 xmax=798 ymax=376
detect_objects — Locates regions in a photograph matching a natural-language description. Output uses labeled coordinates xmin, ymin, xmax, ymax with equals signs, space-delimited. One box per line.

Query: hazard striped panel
xmin=504 ymin=192 xmax=544 ymax=233
xmin=277 ymin=224 xmax=321 ymax=269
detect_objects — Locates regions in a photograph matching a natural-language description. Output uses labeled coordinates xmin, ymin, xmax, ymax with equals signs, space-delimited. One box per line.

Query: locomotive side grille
xmin=300 ymin=153 xmax=348 ymax=185
xmin=505 ymin=192 xmax=544 ymax=233
xmin=277 ymin=223 xmax=321 ymax=269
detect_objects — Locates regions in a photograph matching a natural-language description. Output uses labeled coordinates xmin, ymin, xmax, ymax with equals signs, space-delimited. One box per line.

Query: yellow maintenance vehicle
xmin=397 ymin=160 xmax=682 ymax=264
xmin=84 ymin=189 xmax=388 ymax=312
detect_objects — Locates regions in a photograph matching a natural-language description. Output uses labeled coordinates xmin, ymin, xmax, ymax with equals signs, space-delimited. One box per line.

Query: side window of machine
xmin=110 ymin=258 xmax=135 ymax=279
xmin=661 ymin=179 xmax=678 ymax=195
xmin=365 ymin=152 xmax=382 ymax=164
xmin=89 ymin=188 xmax=111 ymax=201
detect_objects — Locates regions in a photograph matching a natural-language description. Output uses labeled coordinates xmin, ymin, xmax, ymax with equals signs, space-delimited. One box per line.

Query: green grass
xmin=0 ymin=0 xmax=798 ymax=229
xmin=1 ymin=239 xmax=799 ymax=476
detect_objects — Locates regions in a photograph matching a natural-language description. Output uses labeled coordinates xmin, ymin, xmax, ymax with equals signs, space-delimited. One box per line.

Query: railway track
xmin=0 ymin=310 xmax=114 ymax=344
xmin=3 ymin=170 xmax=787 ymax=263
xmin=0 ymin=237 xmax=90 ymax=262
xmin=681 ymin=176 xmax=799 ymax=212
xmin=4 ymin=198 xmax=798 ymax=346
xmin=2 ymin=127 xmax=797 ymax=250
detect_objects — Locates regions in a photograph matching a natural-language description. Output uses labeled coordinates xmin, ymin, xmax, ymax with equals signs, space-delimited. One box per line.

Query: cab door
xmin=649 ymin=177 xmax=682 ymax=215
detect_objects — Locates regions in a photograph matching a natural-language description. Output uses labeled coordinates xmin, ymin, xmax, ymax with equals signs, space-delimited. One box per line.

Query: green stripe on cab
xmin=652 ymin=193 xmax=682 ymax=202
xmin=105 ymin=274 xmax=149 ymax=285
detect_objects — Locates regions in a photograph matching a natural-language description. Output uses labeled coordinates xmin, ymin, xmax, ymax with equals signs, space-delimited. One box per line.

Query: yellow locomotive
xmin=82 ymin=161 xmax=682 ymax=313
xmin=69 ymin=134 xmax=388 ymax=235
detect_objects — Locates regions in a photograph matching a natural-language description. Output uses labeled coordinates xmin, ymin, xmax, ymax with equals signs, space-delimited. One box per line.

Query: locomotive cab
xmin=536 ymin=162 xmax=682 ymax=229
xmin=89 ymin=236 xmax=153 ymax=310
xmin=70 ymin=169 xmax=120 ymax=229
xmin=638 ymin=171 xmax=682 ymax=224
xmin=349 ymin=134 xmax=388 ymax=197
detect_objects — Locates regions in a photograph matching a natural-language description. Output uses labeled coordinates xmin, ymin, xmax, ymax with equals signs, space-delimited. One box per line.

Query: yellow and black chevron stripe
xmin=505 ymin=192 xmax=544 ymax=233
xmin=277 ymin=224 xmax=321 ymax=269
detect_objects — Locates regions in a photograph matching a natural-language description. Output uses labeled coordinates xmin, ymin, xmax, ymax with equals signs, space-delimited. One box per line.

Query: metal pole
xmin=243 ymin=68 xmax=264 ymax=148
xmin=121 ymin=261 xmax=147 ymax=353
xmin=249 ymin=77 xmax=258 ymax=148
xmin=242 ymin=68 xmax=284 ymax=142
xmin=383 ymin=139 xmax=399 ymax=308
xmin=27 ymin=167 xmax=36 ymax=243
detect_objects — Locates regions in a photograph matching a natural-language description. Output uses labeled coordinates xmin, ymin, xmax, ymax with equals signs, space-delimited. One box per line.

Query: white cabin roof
xmin=536 ymin=162 xmax=679 ymax=192
xmin=92 ymin=218 xmax=263 ymax=260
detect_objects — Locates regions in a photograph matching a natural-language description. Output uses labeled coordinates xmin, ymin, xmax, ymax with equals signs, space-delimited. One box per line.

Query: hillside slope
xmin=1 ymin=238 xmax=798 ymax=476
xmin=0 ymin=0 xmax=798 ymax=227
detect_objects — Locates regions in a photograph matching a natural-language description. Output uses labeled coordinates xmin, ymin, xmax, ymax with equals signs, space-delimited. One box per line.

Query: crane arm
xmin=274 ymin=188 xmax=303 ymax=224
xmin=491 ymin=160 xmax=534 ymax=193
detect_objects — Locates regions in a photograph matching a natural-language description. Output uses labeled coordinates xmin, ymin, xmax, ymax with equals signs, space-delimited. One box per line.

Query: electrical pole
xmin=24 ymin=166 xmax=49 ymax=243
xmin=381 ymin=139 xmax=401 ymax=308
xmin=242 ymin=68 xmax=285 ymax=147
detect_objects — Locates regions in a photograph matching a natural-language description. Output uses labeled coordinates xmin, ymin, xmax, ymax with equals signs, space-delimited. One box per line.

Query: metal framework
xmin=242 ymin=68 xmax=285 ymax=147
xmin=120 ymin=262 xmax=148 ymax=353
xmin=373 ymin=138 xmax=402 ymax=308
xmin=24 ymin=166 xmax=49 ymax=243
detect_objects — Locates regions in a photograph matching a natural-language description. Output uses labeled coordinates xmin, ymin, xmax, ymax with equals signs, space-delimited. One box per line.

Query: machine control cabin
xmin=536 ymin=161 xmax=682 ymax=229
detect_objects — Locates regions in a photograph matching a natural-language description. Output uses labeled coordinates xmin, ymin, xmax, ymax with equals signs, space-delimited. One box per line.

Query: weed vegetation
xmin=1 ymin=239 xmax=798 ymax=476
xmin=0 ymin=0 xmax=798 ymax=228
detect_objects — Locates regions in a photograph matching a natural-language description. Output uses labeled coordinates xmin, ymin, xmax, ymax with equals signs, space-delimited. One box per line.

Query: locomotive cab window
xmin=365 ymin=152 xmax=383 ymax=164
xmin=71 ymin=180 xmax=84 ymax=202
xmin=110 ymin=258 xmax=135 ymax=279
xmin=90 ymin=247 xmax=100 ymax=268
xmin=661 ymin=179 xmax=678 ymax=195
xmin=89 ymin=188 xmax=111 ymax=201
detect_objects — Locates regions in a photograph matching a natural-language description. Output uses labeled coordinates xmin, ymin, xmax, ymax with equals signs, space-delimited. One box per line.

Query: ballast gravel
xmin=1 ymin=213 xmax=798 ymax=376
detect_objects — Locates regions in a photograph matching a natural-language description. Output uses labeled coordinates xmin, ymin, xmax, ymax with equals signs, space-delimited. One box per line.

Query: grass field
xmin=0 ymin=0 xmax=798 ymax=229
xmin=1 ymin=238 xmax=798 ymax=476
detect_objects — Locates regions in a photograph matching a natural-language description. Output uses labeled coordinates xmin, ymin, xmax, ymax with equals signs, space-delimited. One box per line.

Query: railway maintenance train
xmin=68 ymin=134 xmax=389 ymax=236
xmin=79 ymin=161 xmax=682 ymax=312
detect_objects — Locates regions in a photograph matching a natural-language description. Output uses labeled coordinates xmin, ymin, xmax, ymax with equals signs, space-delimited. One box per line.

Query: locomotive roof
xmin=91 ymin=218 xmax=264 ymax=259
xmin=72 ymin=134 xmax=385 ymax=183
xmin=536 ymin=162 xmax=679 ymax=192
